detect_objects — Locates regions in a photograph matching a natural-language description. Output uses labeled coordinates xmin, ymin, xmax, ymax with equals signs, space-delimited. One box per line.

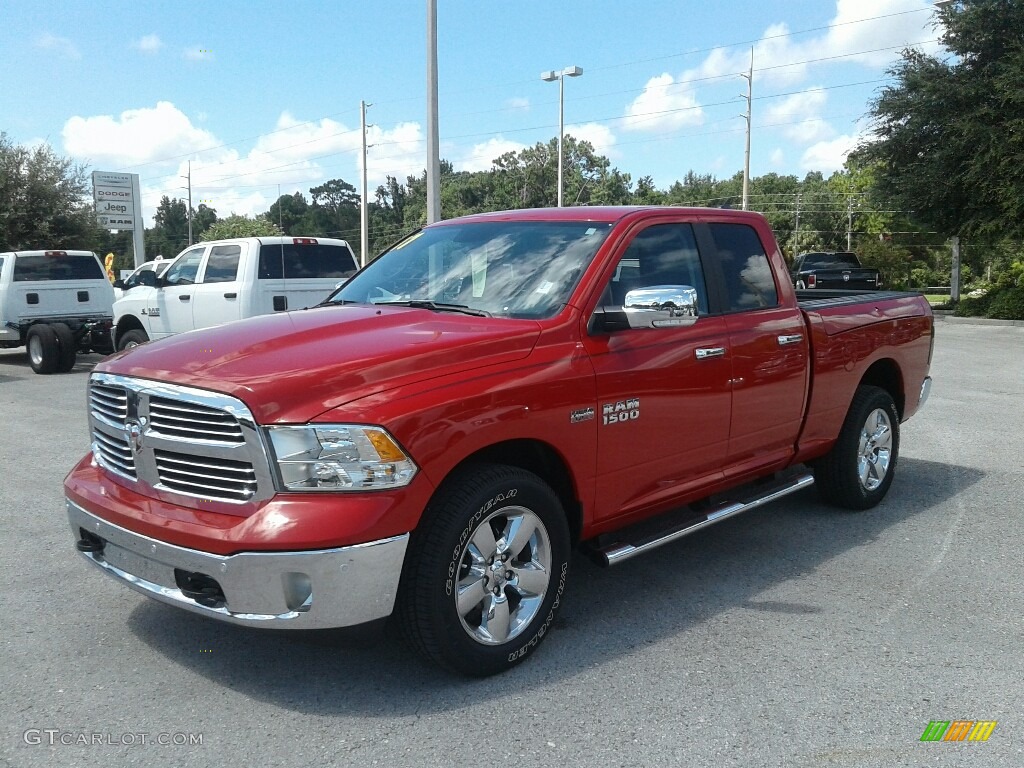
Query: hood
xmin=100 ymin=305 xmax=542 ymax=423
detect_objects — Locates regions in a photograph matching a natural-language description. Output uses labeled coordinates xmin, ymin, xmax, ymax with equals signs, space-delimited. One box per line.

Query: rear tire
xmin=396 ymin=463 xmax=571 ymax=676
xmin=117 ymin=328 xmax=149 ymax=351
xmin=51 ymin=322 xmax=78 ymax=373
xmin=814 ymin=385 xmax=900 ymax=510
xmin=26 ymin=325 xmax=60 ymax=375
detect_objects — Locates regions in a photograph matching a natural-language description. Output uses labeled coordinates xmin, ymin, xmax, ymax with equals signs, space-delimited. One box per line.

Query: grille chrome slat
xmin=149 ymin=397 xmax=244 ymax=444
xmin=89 ymin=384 xmax=128 ymax=425
xmin=88 ymin=374 xmax=272 ymax=505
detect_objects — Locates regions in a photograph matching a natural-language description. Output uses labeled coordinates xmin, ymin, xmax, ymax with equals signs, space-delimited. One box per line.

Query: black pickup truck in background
xmin=790 ymin=251 xmax=882 ymax=291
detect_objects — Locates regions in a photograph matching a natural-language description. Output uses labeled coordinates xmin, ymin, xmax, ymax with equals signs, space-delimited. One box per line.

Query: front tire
xmin=117 ymin=328 xmax=149 ymax=351
xmin=814 ymin=385 xmax=900 ymax=510
xmin=396 ymin=463 xmax=571 ymax=676
xmin=26 ymin=325 xmax=60 ymax=374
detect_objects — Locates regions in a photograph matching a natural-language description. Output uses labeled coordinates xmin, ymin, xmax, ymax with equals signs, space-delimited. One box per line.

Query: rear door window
xmin=258 ymin=242 xmax=357 ymax=279
xmin=708 ymin=223 xmax=779 ymax=312
xmin=201 ymin=245 xmax=242 ymax=283
xmin=13 ymin=253 xmax=104 ymax=281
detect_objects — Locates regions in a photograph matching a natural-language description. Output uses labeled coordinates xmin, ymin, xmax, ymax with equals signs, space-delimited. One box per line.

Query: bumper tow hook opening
xmin=76 ymin=530 xmax=105 ymax=554
xmin=174 ymin=569 xmax=227 ymax=608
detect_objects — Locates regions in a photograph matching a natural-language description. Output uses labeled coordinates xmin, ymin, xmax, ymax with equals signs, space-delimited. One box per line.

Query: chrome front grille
xmin=155 ymin=450 xmax=257 ymax=501
xmin=90 ymin=382 xmax=128 ymax=425
xmin=92 ymin=429 xmax=136 ymax=479
xmin=149 ymin=396 xmax=245 ymax=444
xmin=87 ymin=374 xmax=273 ymax=504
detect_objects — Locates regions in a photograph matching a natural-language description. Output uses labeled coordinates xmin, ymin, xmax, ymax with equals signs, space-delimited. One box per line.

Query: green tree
xmin=192 ymin=203 xmax=217 ymax=239
xmin=853 ymin=0 xmax=1024 ymax=239
xmin=0 ymin=133 xmax=101 ymax=250
xmin=267 ymin=192 xmax=310 ymax=235
xmin=200 ymin=214 xmax=281 ymax=241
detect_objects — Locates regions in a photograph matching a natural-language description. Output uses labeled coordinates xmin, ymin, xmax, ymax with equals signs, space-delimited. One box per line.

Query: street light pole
xmin=360 ymin=99 xmax=372 ymax=268
xmin=541 ymin=65 xmax=583 ymax=207
xmin=426 ymin=0 xmax=441 ymax=223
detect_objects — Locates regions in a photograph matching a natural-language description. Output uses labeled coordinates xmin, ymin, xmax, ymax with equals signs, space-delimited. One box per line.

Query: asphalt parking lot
xmin=1 ymin=321 xmax=1021 ymax=768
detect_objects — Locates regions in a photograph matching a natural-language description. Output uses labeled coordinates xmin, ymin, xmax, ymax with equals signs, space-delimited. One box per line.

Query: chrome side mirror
xmin=623 ymin=285 xmax=699 ymax=329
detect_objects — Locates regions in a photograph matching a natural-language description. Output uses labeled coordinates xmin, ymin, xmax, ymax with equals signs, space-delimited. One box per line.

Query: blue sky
xmin=1 ymin=0 xmax=944 ymax=225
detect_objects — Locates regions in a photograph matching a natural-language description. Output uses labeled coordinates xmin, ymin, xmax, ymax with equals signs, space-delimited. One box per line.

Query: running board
xmin=594 ymin=472 xmax=815 ymax=567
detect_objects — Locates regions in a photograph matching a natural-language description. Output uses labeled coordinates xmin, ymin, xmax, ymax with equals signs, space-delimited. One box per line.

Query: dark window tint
xmin=605 ymin=223 xmax=708 ymax=313
xmin=203 ymin=245 xmax=241 ymax=283
xmin=709 ymin=223 xmax=779 ymax=311
xmin=13 ymin=253 xmax=104 ymax=281
xmin=258 ymin=243 xmax=357 ymax=280
xmin=163 ymin=247 xmax=205 ymax=285
xmin=800 ymin=252 xmax=861 ymax=270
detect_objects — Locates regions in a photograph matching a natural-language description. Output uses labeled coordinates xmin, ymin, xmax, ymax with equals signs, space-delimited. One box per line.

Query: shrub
xmin=954 ymin=290 xmax=994 ymax=317
xmin=986 ymin=285 xmax=1024 ymax=320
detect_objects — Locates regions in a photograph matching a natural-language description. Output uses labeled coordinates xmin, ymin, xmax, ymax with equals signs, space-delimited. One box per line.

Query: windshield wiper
xmin=374 ymin=300 xmax=492 ymax=317
xmin=317 ymin=298 xmax=359 ymax=307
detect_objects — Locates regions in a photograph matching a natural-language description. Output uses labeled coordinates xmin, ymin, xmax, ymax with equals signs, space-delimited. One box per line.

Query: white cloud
xmin=34 ymin=33 xmax=80 ymax=59
xmin=458 ymin=138 xmax=527 ymax=172
xmin=183 ymin=47 xmax=214 ymax=62
xmin=823 ymin=0 xmax=940 ymax=66
xmin=134 ymin=34 xmax=163 ymax=53
xmin=62 ymin=101 xmax=219 ymax=167
xmin=566 ymin=122 xmax=618 ymax=158
xmin=763 ymin=87 xmax=834 ymax=143
xmin=623 ymin=73 xmax=704 ymax=132
xmin=800 ymin=134 xmax=858 ymax=172
xmin=770 ymin=148 xmax=785 ymax=167
xmin=505 ymin=97 xmax=530 ymax=111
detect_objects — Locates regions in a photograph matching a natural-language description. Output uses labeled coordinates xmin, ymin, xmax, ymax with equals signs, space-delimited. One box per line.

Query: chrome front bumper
xmin=67 ymin=499 xmax=409 ymax=629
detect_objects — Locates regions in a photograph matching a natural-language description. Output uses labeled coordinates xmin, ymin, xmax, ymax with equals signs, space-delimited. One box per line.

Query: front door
xmin=151 ymin=246 xmax=206 ymax=338
xmin=192 ymin=243 xmax=244 ymax=329
xmin=582 ymin=221 xmax=733 ymax=523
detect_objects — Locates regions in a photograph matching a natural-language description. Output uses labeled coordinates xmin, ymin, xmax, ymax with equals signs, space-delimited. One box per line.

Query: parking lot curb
xmin=932 ymin=311 xmax=1024 ymax=327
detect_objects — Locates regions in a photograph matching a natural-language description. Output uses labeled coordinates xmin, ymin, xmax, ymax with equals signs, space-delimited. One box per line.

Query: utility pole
xmin=182 ymin=161 xmax=193 ymax=246
xmin=740 ymin=48 xmax=753 ymax=211
xmin=793 ymin=191 xmax=801 ymax=255
xmin=360 ymin=100 xmax=372 ymax=268
xmin=951 ymin=236 xmax=961 ymax=302
xmin=846 ymin=197 xmax=854 ymax=251
xmin=425 ymin=0 xmax=441 ymax=223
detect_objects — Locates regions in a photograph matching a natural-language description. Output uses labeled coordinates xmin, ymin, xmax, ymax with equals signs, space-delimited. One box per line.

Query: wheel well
xmin=860 ymin=359 xmax=904 ymax=418
xmin=449 ymin=440 xmax=583 ymax=543
xmin=114 ymin=315 xmax=145 ymax=345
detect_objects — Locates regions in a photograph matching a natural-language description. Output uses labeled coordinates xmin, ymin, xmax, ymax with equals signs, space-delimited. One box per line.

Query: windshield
xmin=331 ymin=221 xmax=612 ymax=318
xmin=802 ymin=252 xmax=861 ymax=270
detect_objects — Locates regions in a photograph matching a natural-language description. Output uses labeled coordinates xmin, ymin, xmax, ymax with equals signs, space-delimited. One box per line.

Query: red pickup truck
xmin=65 ymin=206 xmax=933 ymax=676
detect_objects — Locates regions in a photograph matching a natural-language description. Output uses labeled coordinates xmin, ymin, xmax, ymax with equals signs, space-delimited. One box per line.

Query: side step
xmin=593 ymin=472 xmax=815 ymax=566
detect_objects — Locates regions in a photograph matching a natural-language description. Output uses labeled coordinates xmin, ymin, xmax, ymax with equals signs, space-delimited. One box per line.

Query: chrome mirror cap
xmin=623 ymin=285 xmax=699 ymax=329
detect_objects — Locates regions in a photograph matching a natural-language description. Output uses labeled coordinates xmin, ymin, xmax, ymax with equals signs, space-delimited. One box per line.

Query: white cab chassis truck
xmin=0 ymin=249 xmax=115 ymax=374
xmin=112 ymin=236 xmax=358 ymax=350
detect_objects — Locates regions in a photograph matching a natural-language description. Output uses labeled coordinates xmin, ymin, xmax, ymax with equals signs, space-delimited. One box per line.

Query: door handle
xmin=777 ymin=334 xmax=803 ymax=346
xmin=178 ymin=295 xmax=191 ymax=302
xmin=695 ymin=347 xmax=726 ymax=360
xmin=224 ymin=292 xmax=237 ymax=299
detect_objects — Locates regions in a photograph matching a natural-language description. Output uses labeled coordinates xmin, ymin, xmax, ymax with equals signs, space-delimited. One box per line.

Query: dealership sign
xmin=92 ymin=171 xmax=140 ymax=231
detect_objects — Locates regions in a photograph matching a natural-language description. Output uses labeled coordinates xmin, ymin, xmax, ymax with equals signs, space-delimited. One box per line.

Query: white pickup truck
xmin=112 ymin=236 xmax=358 ymax=350
xmin=0 ymin=249 xmax=115 ymax=373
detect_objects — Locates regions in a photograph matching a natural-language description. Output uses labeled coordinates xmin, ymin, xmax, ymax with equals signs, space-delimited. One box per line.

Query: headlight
xmin=266 ymin=424 xmax=417 ymax=491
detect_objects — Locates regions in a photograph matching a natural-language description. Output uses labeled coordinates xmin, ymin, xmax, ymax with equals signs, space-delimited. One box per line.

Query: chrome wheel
xmin=858 ymin=407 xmax=893 ymax=491
xmin=28 ymin=335 xmax=43 ymax=366
xmin=455 ymin=506 xmax=552 ymax=646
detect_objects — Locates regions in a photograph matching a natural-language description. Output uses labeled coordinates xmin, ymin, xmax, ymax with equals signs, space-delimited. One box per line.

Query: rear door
xmin=191 ymin=243 xmax=244 ymax=329
xmin=701 ymin=221 xmax=809 ymax=478
xmin=255 ymin=239 xmax=357 ymax=315
xmin=582 ymin=220 xmax=733 ymax=522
